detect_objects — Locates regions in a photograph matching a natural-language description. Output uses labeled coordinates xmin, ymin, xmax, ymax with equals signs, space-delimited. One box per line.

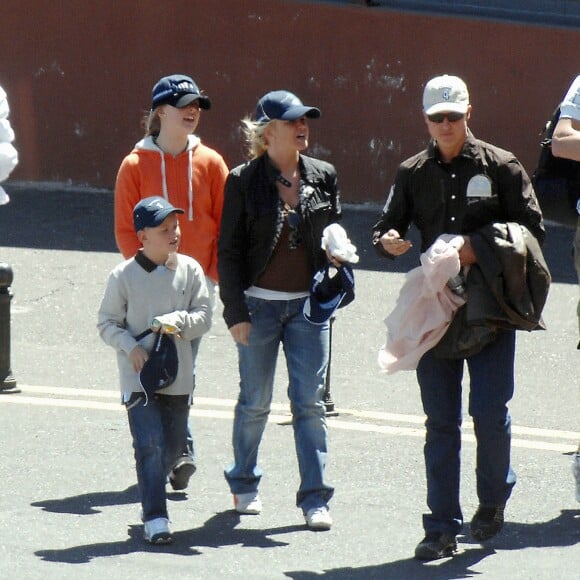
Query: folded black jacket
xmin=434 ymin=222 xmax=551 ymax=358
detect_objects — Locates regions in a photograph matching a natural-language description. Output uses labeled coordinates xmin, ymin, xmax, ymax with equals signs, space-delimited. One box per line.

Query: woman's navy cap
xmin=303 ymin=263 xmax=355 ymax=325
xmin=151 ymin=74 xmax=212 ymax=110
xmin=255 ymin=90 xmax=321 ymax=124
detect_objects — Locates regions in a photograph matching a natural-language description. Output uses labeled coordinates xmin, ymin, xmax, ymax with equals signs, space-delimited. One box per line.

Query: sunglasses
xmin=427 ymin=112 xmax=465 ymax=124
xmin=284 ymin=204 xmax=302 ymax=250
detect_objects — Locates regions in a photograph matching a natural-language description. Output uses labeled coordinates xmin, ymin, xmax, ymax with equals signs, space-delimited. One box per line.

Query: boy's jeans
xmin=416 ymin=329 xmax=517 ymax=536
xmin=127 ymin=394 xmax=190 ymax=521
xmin=225 ymin=296 xmax=335 ymax=512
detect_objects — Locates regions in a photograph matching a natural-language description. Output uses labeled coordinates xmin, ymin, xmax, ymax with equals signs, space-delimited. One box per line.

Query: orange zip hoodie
xmin=114 ymin=135 xmax=228 ymax=282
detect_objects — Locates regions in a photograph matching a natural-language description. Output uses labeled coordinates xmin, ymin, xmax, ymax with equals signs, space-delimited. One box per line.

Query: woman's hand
xmin=325 ymin=247 xmax=343 ymax=268
xmin=229 ymin=322 xmax=251 ymax=346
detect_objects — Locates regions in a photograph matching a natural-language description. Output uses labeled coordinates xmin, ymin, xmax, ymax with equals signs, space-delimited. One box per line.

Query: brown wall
xmin=1 ymin=0 xmax=578 ymax=202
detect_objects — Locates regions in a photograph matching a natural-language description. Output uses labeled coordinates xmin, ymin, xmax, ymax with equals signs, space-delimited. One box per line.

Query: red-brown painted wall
xmin=1 ymin=0 xmax=578 ymax=202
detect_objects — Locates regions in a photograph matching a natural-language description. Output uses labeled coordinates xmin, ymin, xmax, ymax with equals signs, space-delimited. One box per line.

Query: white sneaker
xmin=143 ymin=517 xmax=172 ymax=544
xmin=305 ymin=506 xmax=332 ymax=530
xmin=234 ymin=492 xmax=262 ymax=514
xmin=573 ymin=452 xmax=580 ymax=503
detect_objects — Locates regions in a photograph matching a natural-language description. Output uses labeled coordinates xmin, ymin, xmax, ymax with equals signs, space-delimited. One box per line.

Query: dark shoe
xmin=169 ymin=456 xmax=196 ymax=490
xmin=470 ymin=505 xmax=505 ymax=541
xmin=414 ymin=532 xmax=457 ymax=560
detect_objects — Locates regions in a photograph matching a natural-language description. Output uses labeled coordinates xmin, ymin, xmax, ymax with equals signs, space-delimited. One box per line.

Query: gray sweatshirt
xmin=97 ymin=252 xmax=211 ymax=401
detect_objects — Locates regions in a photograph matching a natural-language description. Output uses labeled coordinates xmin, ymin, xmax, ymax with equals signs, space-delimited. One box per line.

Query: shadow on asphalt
xmin=34 ymin=507 xmax=305 ymax=564
xmin=284 ymin=509 xmax=580 ymax=579
xmin=32 ymin=485 xmax=140 ymax=515
xmin=0 ymin=182 xmax=576 ymax=283
xmin=32 ymin=505 xmax=579 ymax=570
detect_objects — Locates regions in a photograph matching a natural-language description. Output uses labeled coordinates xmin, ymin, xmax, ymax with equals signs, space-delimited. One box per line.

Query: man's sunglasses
xmin=427 ymin=112 xmax=465 ymax=124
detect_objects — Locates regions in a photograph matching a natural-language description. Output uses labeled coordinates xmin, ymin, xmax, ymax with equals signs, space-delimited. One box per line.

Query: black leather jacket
xmin=434 ymin=222 xmax=551 ymax=358
xmin=218 ymin=153 xmax=341 ymax=328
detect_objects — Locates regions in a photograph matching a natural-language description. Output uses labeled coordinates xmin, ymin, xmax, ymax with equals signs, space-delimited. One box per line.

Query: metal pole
xmin=324 ymin=316 xmax=338 ymax=416
xmin=0 ymin=263 xmax=19 ymax=393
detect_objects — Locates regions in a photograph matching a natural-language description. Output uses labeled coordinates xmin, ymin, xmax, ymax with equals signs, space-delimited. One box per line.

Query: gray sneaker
xmin=304 ymin=506 xmax=332 ymax=531
xmin=143 ymin=517 xmax=172 ymax=544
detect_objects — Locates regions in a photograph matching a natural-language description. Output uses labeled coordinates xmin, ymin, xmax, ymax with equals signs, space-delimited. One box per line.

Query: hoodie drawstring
xmin=187 ymin=148 xmax=193 ymax=221
xmin=157 ymin=142 xmax=194 ymax=221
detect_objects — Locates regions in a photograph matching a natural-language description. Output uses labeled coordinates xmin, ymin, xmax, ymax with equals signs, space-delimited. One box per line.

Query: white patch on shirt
xmin=466 ymin=174 xmax=492 ymax=198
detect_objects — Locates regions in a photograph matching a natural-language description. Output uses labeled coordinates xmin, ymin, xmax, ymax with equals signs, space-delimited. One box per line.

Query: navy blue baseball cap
xmin=303 ymin=263 xmax=355 ymax=325
xmin=255 ymin=90 xmax=321 ymax=124
xmin=139 ymin=333 xmax=179 ymax=395
xmin=133 ymin=196 xmax=184 ymax=233
xmin=151 ymin=74 xmax=212 ymax=110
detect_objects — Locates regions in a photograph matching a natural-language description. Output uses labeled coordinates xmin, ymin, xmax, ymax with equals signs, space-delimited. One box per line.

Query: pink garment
xmin=378 ymin=235 xmax=466 ymax=373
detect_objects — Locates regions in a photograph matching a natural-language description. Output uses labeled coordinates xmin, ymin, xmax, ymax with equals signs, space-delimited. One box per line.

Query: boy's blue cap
xmin=139 ymin=333 xmax=178 ymax=395
xmin=255 ymin=90 xmax=321 ymax=124
xmin=133 ymin=196 xmax=184 ymax=232
xmin=151 ymin=74 xmax=211 ymax=110
xmin=303 ymin=263 xmax=355 ymax=325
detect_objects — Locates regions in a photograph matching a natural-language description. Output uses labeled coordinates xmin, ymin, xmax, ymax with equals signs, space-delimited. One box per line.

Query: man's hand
xmin=380 ymin=229 xmax=412 ymax=256
xmin=459 ymin=236 xmax=477 ymax=265
xmin=229 ymin=322 xmax=251 ymax=346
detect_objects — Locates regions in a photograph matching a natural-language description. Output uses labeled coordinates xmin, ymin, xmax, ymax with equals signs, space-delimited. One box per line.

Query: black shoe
xmin=169 ymin=456 xmax=196 ymax=490
xmin=414 ymin=532 xmax=457 ymax=560
xmin=470 ymin=505 xmax=505 ymax=541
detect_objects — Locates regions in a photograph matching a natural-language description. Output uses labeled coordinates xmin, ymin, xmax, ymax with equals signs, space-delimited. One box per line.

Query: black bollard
xmin=0 ymin=263 xmax=19 ymax=393
xmin=324 ymin=316 xmax=339 ymax=417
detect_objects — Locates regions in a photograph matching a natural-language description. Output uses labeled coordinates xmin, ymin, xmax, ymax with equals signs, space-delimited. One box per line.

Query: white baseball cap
xmin=423 ymin=75 xmax=469 ymax=116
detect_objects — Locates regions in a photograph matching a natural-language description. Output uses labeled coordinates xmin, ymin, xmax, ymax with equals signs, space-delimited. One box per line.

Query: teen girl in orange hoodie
xmin=114 ymin=74 xmax=228 ymax=491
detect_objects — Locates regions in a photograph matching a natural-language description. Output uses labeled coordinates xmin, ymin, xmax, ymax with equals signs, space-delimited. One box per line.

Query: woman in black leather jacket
xmin=218 ymin=90 xmax=342 ymax=530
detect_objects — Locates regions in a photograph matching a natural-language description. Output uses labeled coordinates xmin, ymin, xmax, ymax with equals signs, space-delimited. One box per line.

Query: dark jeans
xmin=416 ymin=330 xmax=517 ymax=536
xmin=127 ymin=394 xmax=190 ymax=521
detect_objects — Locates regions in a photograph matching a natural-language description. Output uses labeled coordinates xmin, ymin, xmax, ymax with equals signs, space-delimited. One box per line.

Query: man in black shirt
xmin=372 ymin=74 xmax=545 ymax=560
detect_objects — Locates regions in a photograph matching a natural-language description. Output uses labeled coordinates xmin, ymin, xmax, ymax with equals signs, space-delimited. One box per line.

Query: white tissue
xmin=321 ymin=223 xmax=360 ymax=264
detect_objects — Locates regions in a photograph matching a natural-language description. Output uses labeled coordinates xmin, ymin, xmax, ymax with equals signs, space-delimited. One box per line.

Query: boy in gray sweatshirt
xmin=98 ymin=196 xmax=211 ymax=544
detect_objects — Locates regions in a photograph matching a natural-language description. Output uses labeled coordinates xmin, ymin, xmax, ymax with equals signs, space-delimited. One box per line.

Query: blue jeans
xmin=181 ymin=336 xmax=201 ymax=464
xmin=416 ymin=330 xmax=517 ymax=536
xmin=225 ymin=296 xmax=334 ymax=512
xmin=182 ymin=278 xmax=216 ymax=465
xmin=127 ymin=394 xmax=190 ymax=521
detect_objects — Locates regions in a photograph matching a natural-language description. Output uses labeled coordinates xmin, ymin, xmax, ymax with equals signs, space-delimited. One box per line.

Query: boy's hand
xmin=129 ymin=345 xmax=149 ymax=373
xmin=151 ymin=317 xmax=181 ymax=337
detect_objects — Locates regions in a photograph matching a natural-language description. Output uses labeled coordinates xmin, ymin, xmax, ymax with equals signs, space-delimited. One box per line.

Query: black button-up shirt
xmin=372 ymin=131 xmax=545 ymax=254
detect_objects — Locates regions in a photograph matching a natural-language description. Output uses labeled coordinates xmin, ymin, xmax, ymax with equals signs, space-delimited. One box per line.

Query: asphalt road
xmin=0 ymin=182 xmax=578 ymax=580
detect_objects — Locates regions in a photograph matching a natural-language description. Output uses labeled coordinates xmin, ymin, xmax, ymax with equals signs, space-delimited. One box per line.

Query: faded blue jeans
xmin=416 ymin=329 xmax=517 ymax=536
xmin=127 ymin=394 xmax=190 ymax=521
xmin=182 ymin=279 xmax=217 ymax=465
xmin=225 ymin=296 xmax=335 ymax=513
